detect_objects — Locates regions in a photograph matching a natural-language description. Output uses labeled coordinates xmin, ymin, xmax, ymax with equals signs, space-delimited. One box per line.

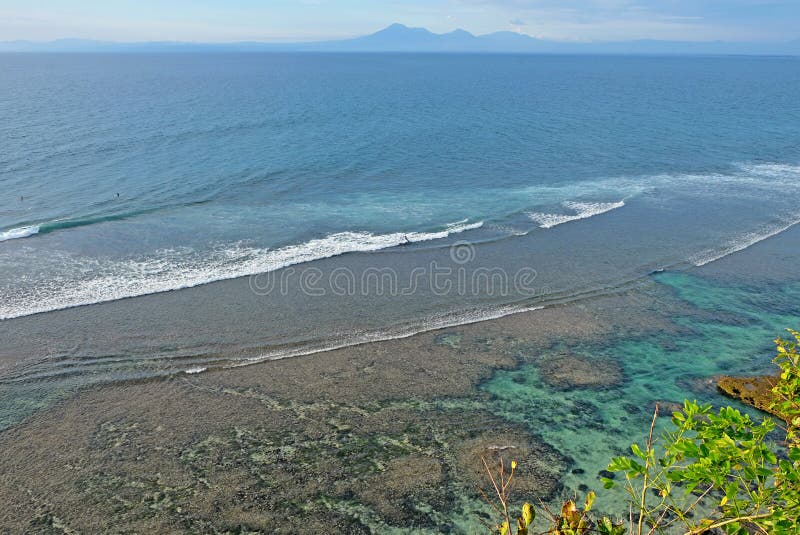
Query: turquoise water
xmin=1 ymin=53 xmax=800 ymax=438
xmin=481 ymin=269 xmax=800 ymax=513
xmin=1 ymin=54 xmax=800 ymax=531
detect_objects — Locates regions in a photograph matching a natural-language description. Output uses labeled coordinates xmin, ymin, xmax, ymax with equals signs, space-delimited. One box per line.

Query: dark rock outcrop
xmin=716 ymin=375 xmax=785 ymax=421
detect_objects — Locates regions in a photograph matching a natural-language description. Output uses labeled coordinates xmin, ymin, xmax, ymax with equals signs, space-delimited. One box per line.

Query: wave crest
xmin=0 ymin=225 xmax=40 ymax=242
xmin=0 ymin=220 xmax=483 ymax=320
xmin=691 ymin=215 xmax=800 ymax=267
xmin=527 ymin=200 xmax=625 ymax=229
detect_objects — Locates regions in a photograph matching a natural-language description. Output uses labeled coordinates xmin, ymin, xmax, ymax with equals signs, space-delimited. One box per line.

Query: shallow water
xmin=2 ymin=54 xmax=800 ymax=396
xmin=481 ymin=270 xmax=799 ymax=512
xmin=1 ymin=53 xmax=800 ymax=532
xmin=0 ymin=228 xmax=797 ymax=532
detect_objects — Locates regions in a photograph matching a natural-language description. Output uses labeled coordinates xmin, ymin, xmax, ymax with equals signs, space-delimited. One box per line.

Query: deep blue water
xmin=1 ymin=53 xmax=800 ymax=323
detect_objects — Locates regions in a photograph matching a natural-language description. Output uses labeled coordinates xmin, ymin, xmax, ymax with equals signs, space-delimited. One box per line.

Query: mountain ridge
xmin=1 ymin=23 xmax=799 ymax=55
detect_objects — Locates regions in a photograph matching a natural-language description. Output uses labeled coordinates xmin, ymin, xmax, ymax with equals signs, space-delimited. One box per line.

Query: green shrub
xmin=483 ymin=329 xmax=800 ymax=535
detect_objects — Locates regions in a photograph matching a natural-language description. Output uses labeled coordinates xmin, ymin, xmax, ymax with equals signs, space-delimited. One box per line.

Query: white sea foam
xmin=0 ymin=225 xmax=40 ymax=242
xmin=527 ymin=200 xmax=626 ymax=229
xmin=4 ymin=161 xmax=800 ymax=320
xmin=488 ymin=224 xmax=528 ymax=236
xmin=229 ymin=303 xmax=546 ymax=368
xmin=735 ymin=162 xmax=800 ymax=179
xmin=184 ymin=367 xmax=207 ymax=374
xmin=0 ymin=219 xmax=483 ymax=320
xmin=691 ymin=215 xmax=800 ymax=267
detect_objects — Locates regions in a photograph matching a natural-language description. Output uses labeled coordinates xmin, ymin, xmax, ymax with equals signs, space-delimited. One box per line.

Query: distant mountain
xmin=1 ymin=24 xmax=799 ymax=55
xmin=338 ymin=24 xmax=480 ymax=51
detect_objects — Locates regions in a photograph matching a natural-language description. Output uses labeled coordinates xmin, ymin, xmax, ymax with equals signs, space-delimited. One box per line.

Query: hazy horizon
xmin=4 ymin=23 xmax=800 ymax=46
xmin=2 ymin=1 xmax=799 ymax=44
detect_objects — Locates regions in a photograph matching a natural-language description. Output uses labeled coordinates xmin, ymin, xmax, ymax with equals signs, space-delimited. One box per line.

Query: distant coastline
xmin=2 ymin=23 xmax=799 ymax=55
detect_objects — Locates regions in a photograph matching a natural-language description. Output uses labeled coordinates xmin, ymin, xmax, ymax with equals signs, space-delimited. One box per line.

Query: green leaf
xmin=627 ymin=460 xmax=646 ymax=477
xmin=521 ymin=502 xmax=535 ymax=526
xmin=725 ymin=482 xmax=738 ymax=501
xmin=607 ymin=457 xmax=630 ymax=472
xmin=584 ymin=491 xmax=595 ymax=512
xmin=631 ymin=443 xmax=647 ymax=460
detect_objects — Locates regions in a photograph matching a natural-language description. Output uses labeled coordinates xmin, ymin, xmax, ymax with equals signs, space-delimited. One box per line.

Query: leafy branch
xmin=481 ymin=329 xmax=800 ymax=535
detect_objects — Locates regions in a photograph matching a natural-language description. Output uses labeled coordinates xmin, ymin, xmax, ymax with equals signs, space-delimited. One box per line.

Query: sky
xmin=1 ymin=0 xmax=798 ymax=43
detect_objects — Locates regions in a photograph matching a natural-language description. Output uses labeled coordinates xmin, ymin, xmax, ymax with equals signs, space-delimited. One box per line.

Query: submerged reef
xmin=537 ymin=355 xmax=625 ymax=390
xmin=2 ymin=274 xmax=797 ymax=533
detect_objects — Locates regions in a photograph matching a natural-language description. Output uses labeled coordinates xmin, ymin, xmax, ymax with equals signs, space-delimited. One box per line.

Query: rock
xmin=598 ymin=470 xmax=615 ymax=480
xmin=623 ymin=402 xmax=641 ymax=414
xmin=648 ymin=401 xmax=684 ymax=417
xmin=357 ymin=455 xmax=446 ymax=528
xmin=456 ymin=432 xmax=568 ymax=502
xmin=571 ymin=468 xmax=585 ymax=475
xmin=538 ymin=355 xmax=624 ymax=390
xmin=677 ymin=375 xmax=721 ymax=395
xmin=717 ymin=375 xmax=785 ymax=421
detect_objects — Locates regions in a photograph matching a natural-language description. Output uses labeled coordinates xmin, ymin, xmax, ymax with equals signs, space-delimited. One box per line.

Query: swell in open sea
xmin=2 ymin=161 xmax=800 ymax=393
xmin=1 ymin=53 xmax=800 ymax=424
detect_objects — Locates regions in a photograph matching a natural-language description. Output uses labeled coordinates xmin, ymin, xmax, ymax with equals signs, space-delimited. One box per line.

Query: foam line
xmin=0 ymin=220 xmax=483 ymax=320
xmin=691 ymin=216 xmax=800 ymax=267
xmin=527 ymin=200 xmax=626 ymax=229
xmin=0 ymin=225 xmax=40 ymax=242
xmin=227 ymin=303 xmax=546 ymax=368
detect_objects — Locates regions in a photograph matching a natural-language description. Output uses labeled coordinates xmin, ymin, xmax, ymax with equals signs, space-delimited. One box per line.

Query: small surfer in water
xmin=401 ymin=235 xmax=411 ymax=245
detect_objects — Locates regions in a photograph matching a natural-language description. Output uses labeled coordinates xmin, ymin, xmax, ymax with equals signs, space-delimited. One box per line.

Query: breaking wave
xmin=0 ymin=225 xmax=40 ymax=242
xmin=527 ymin=200 xmax=626 ymax=229
xmin=0 ymin=219 xmax=483 ymax=320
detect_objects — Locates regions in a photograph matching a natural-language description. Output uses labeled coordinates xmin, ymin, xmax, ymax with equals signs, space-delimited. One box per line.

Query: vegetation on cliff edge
xmin=484 ymin=329 xmax=800 ymax=535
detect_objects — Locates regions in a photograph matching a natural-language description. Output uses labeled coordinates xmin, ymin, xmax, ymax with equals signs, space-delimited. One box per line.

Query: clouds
xmin=453 ymin=0 xmax=800 ymax=41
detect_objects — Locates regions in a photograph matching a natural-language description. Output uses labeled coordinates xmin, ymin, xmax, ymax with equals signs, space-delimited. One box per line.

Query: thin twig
xmin=637 ymin=404 xmax=659 ymax=535
xmin=478 ymin=485 xmax=505 ymax=517
xmin=658 ymin=485 xmax=713 ymax=530
xmin=482 ymin=455 xmax=503 ymax=506
xmin=499 ymin=457 xmax=512 ymax=532
xmin=629 ymin=502 xmax=634 ymax=535
xmin=683 ymin=512 xmax=772 ymax=535
xmin=482 ymin=454 xmax=511 ymax=533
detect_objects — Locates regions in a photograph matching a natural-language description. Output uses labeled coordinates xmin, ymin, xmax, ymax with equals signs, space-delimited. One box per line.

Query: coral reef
xmin=538 ymin=355 xmax=624 ymax=390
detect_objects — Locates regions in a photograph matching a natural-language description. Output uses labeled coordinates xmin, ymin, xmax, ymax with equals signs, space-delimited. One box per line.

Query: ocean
xmin=2 ymin=54 xmax=799 ymax=299
xmin=1 ymin=52 xmax=800 ymax=398
xmin=2 ymin=52 xmax=800 ymax=530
